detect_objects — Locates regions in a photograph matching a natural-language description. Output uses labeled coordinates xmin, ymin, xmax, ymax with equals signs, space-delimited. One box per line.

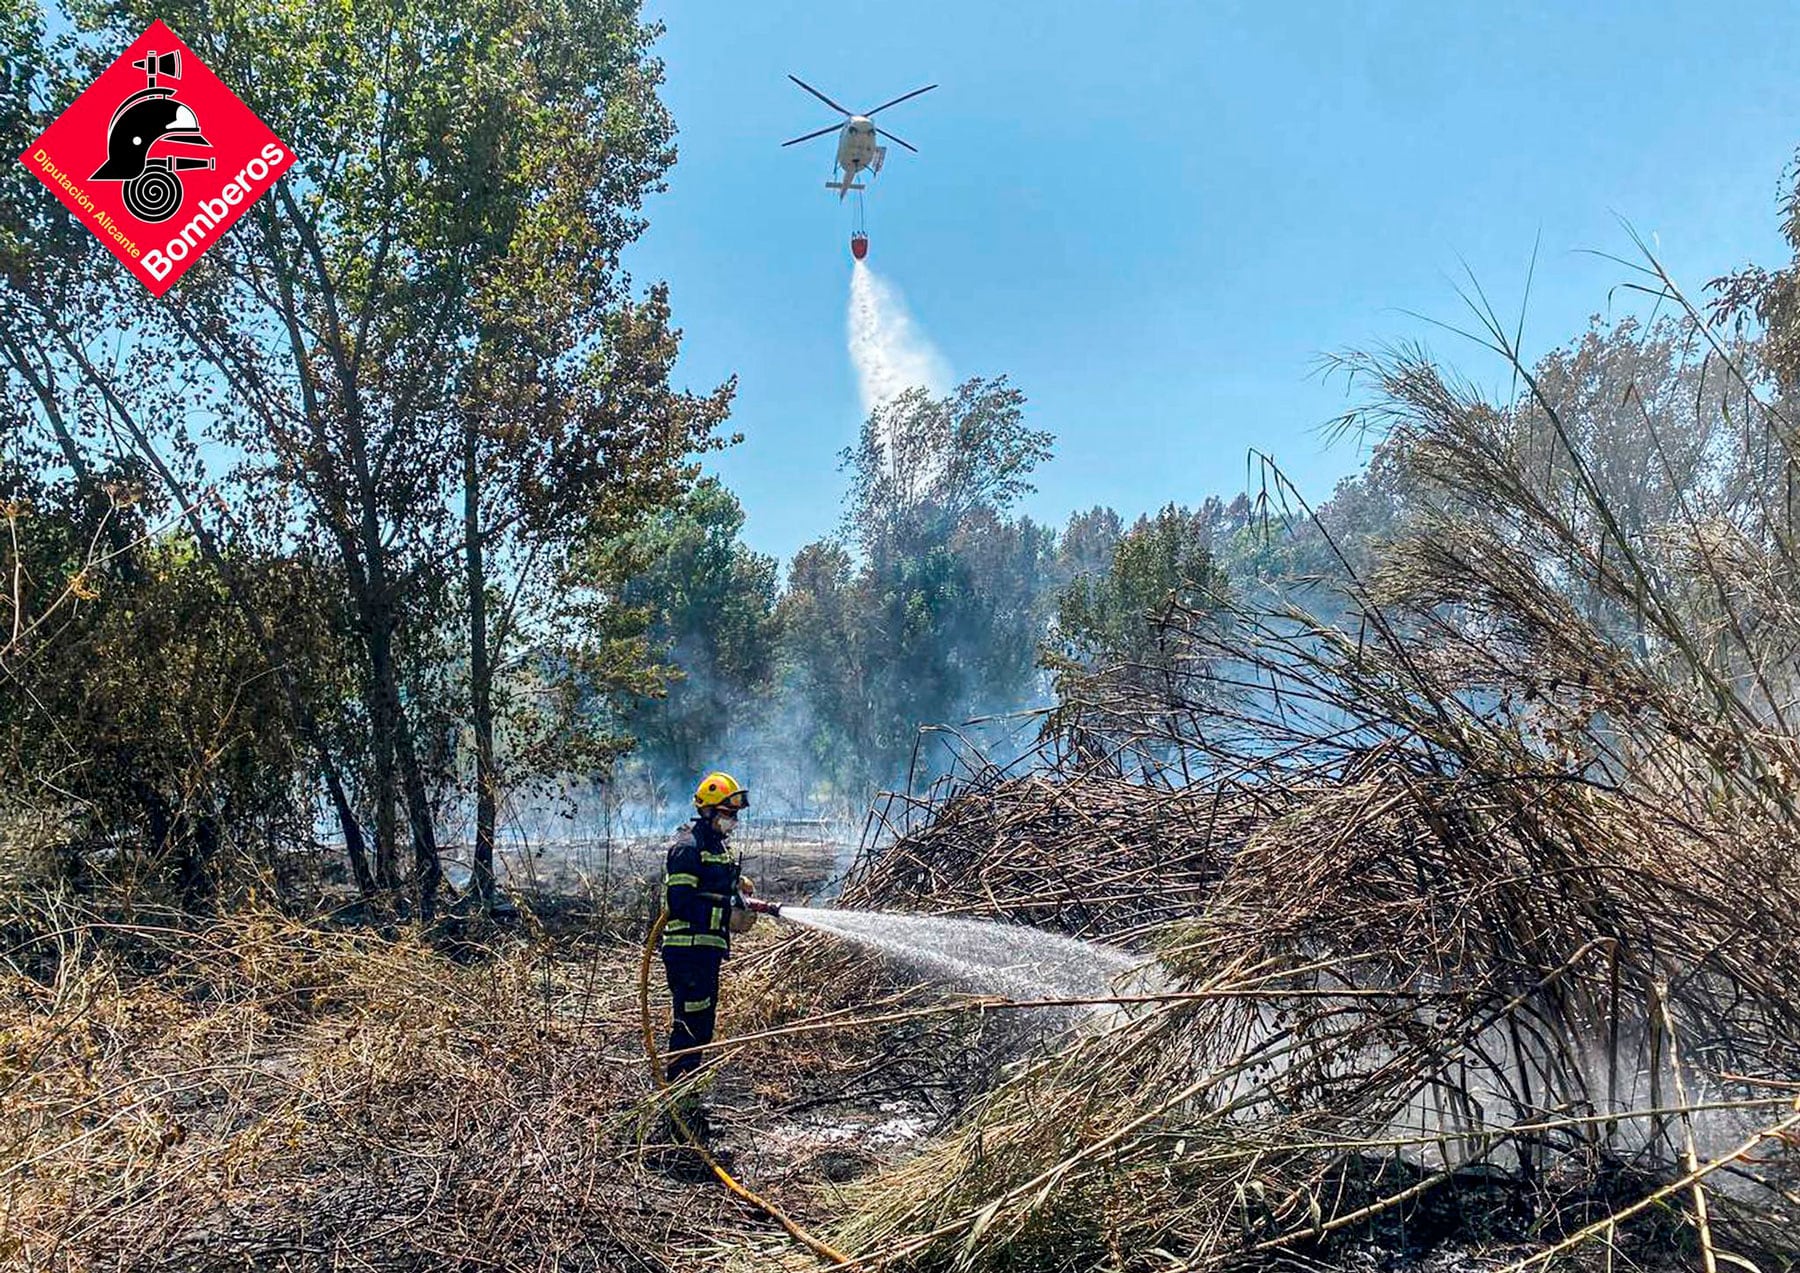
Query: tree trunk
xmin=320 ymin=761 xmax=375 ymax=895
xmin=183 ymin=808 xmax=221 ymax=912
xmin=362 ymin=578 xmax=441 ymax=923
xmin=394 ymin=689 xmax=443 ymax=923
xmin=371 ymin=686 xmax=401 ymax=892
xmin=336 ymin=365 xmax=441 ymax=922
xmin=464 ymin=421 xmax=499 ymax=907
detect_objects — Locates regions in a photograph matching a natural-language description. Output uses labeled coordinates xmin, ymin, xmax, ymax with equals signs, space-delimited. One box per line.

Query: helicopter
xmin=782 ymin=74 xmax=934 ymax=258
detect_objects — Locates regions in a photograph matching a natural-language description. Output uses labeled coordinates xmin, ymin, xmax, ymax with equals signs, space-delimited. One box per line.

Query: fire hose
xmin=637 ymin=902 xmax=852 ymax=1267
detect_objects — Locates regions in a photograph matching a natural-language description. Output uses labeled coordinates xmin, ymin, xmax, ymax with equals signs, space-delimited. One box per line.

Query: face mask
xmin=713 ymin=812 xmax=738 ymax=835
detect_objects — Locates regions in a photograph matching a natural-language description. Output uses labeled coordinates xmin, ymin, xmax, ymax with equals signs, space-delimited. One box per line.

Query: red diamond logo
xmin=19 ymin=20 xmax=295 ymax=296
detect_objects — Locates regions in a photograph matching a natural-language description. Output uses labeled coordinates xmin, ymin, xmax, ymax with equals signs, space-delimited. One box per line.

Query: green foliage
xmin=841 ymin=377 xmax=1051 ymax=556
xmin=601 ymin=477 xmax=782 ymax=782
xmin=1051 ymin=504 xmax=1227 ymax=672
xmin=7 ymin=0 xmax=1800 ymax=923
xmin=0 ymin=485 xmax=349 ymax=901
xmin=774 ymin=540 xmax=863 ymax=796
xmin=1052 ymin=506 xmax=1124 ymax=585
xmin=780 ymin=379 xmax=1056 ymax=798
xmin=1041 ymin=506 xmax=1229 ymax=747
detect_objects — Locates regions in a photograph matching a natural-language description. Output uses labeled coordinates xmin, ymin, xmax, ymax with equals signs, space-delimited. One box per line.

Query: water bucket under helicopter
xmin=849 ymin=191 xmax=869 ymax=260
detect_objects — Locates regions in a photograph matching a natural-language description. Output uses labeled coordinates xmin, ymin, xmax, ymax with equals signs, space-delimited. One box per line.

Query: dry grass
xmin=0 ymin=896 xmax=869 ymax=1272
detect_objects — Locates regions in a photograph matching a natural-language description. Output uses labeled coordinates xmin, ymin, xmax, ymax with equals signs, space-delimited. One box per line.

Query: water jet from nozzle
xmin=771 ymin=906 xmax=1155 ymax=1010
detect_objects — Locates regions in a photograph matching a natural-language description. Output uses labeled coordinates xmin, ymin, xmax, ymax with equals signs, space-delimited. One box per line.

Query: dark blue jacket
xmin=661 ymin=817 xmax=741 ymax=955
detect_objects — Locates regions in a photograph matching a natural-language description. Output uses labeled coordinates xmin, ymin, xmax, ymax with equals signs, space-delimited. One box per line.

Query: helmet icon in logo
xmin=89 ymin=49 xmax=214 ymax=223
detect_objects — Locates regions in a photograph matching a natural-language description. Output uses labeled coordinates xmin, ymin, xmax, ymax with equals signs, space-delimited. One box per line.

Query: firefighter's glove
xmin=727 ymin=883 xmax=758 ymax=934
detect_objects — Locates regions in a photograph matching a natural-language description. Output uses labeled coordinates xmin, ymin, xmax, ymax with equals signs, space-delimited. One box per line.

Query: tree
xmin=1047 ymin=504 xmax=1228 ymax=678
xmin=842 ymin=379 xmax=1051 ymax=557
xmin=5 ymin=0 xmax=729 ymax=919
xmin=166 ymin=0 xmax=705 ymax=916
xmin=605 ymin=478 xmax=781 ymax=790
xmin=776 ymin=541 xmax=864 ymax=799
xmin=1711 ymin=145 xmax=1800 ymax=396
xmin=0 ymin=462 xmax=352 ymax=904
xmin=781 ymin=378 xmax=1055 ymax=799
xmin=949 ymin=507 xmax=1058 ymax=716
xmin=1 ymin=5 xmax=373 ymax=898
xmin=456 ymin=288 xmax=733 ymax=906
xmin=1053 ymin=507 xmax=1124 ymax=592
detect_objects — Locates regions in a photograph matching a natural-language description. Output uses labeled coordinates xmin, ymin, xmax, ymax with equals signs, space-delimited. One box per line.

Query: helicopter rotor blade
xmin=788 ymin=74 xmax=852 ymax=116
xmin=865 ymin=84 xmax=937 ymax=117
xmin=782 ymin=122 xmax=844 ymax=147
xmin=875 ymin=127 xmax=917 ymax=153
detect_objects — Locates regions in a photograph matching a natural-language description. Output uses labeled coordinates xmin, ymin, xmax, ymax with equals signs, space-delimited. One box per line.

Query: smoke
xmin=847 ymin=261 xmax=951 ymax=417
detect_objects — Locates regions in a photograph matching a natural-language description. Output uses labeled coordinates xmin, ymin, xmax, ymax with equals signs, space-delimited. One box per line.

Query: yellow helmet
xmin=694 ymin=771 xmax=749 ymax=812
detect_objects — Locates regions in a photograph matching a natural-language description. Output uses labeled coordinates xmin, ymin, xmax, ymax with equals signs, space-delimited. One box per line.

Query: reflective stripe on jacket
xmin=662 ymin=817 xmax=739 ymax=955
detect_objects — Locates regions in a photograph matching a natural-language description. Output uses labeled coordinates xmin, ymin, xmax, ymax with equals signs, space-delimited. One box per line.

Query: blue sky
xmin=628 ymin=1 xmax=1800 ymax=564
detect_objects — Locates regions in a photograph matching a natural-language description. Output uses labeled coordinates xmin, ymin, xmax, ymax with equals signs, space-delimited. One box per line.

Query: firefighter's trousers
xmin=661 ymin=947 xmax=723 ymax=1083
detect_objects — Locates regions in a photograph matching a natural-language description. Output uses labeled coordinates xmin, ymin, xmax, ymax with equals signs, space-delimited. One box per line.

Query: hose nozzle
xmin=744 ymin=897 xmax=783 ymax=918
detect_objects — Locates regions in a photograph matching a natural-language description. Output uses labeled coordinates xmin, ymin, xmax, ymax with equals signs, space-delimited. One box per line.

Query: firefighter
xmin=660 ymin=770 xmax=757 ymax=1106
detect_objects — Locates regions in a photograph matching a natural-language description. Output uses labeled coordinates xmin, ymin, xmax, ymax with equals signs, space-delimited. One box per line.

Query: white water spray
xmin=847 ymin=261 xmax=950 ymax=416
xmin=778 ymin=906 xmax=1153 ymax=1010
